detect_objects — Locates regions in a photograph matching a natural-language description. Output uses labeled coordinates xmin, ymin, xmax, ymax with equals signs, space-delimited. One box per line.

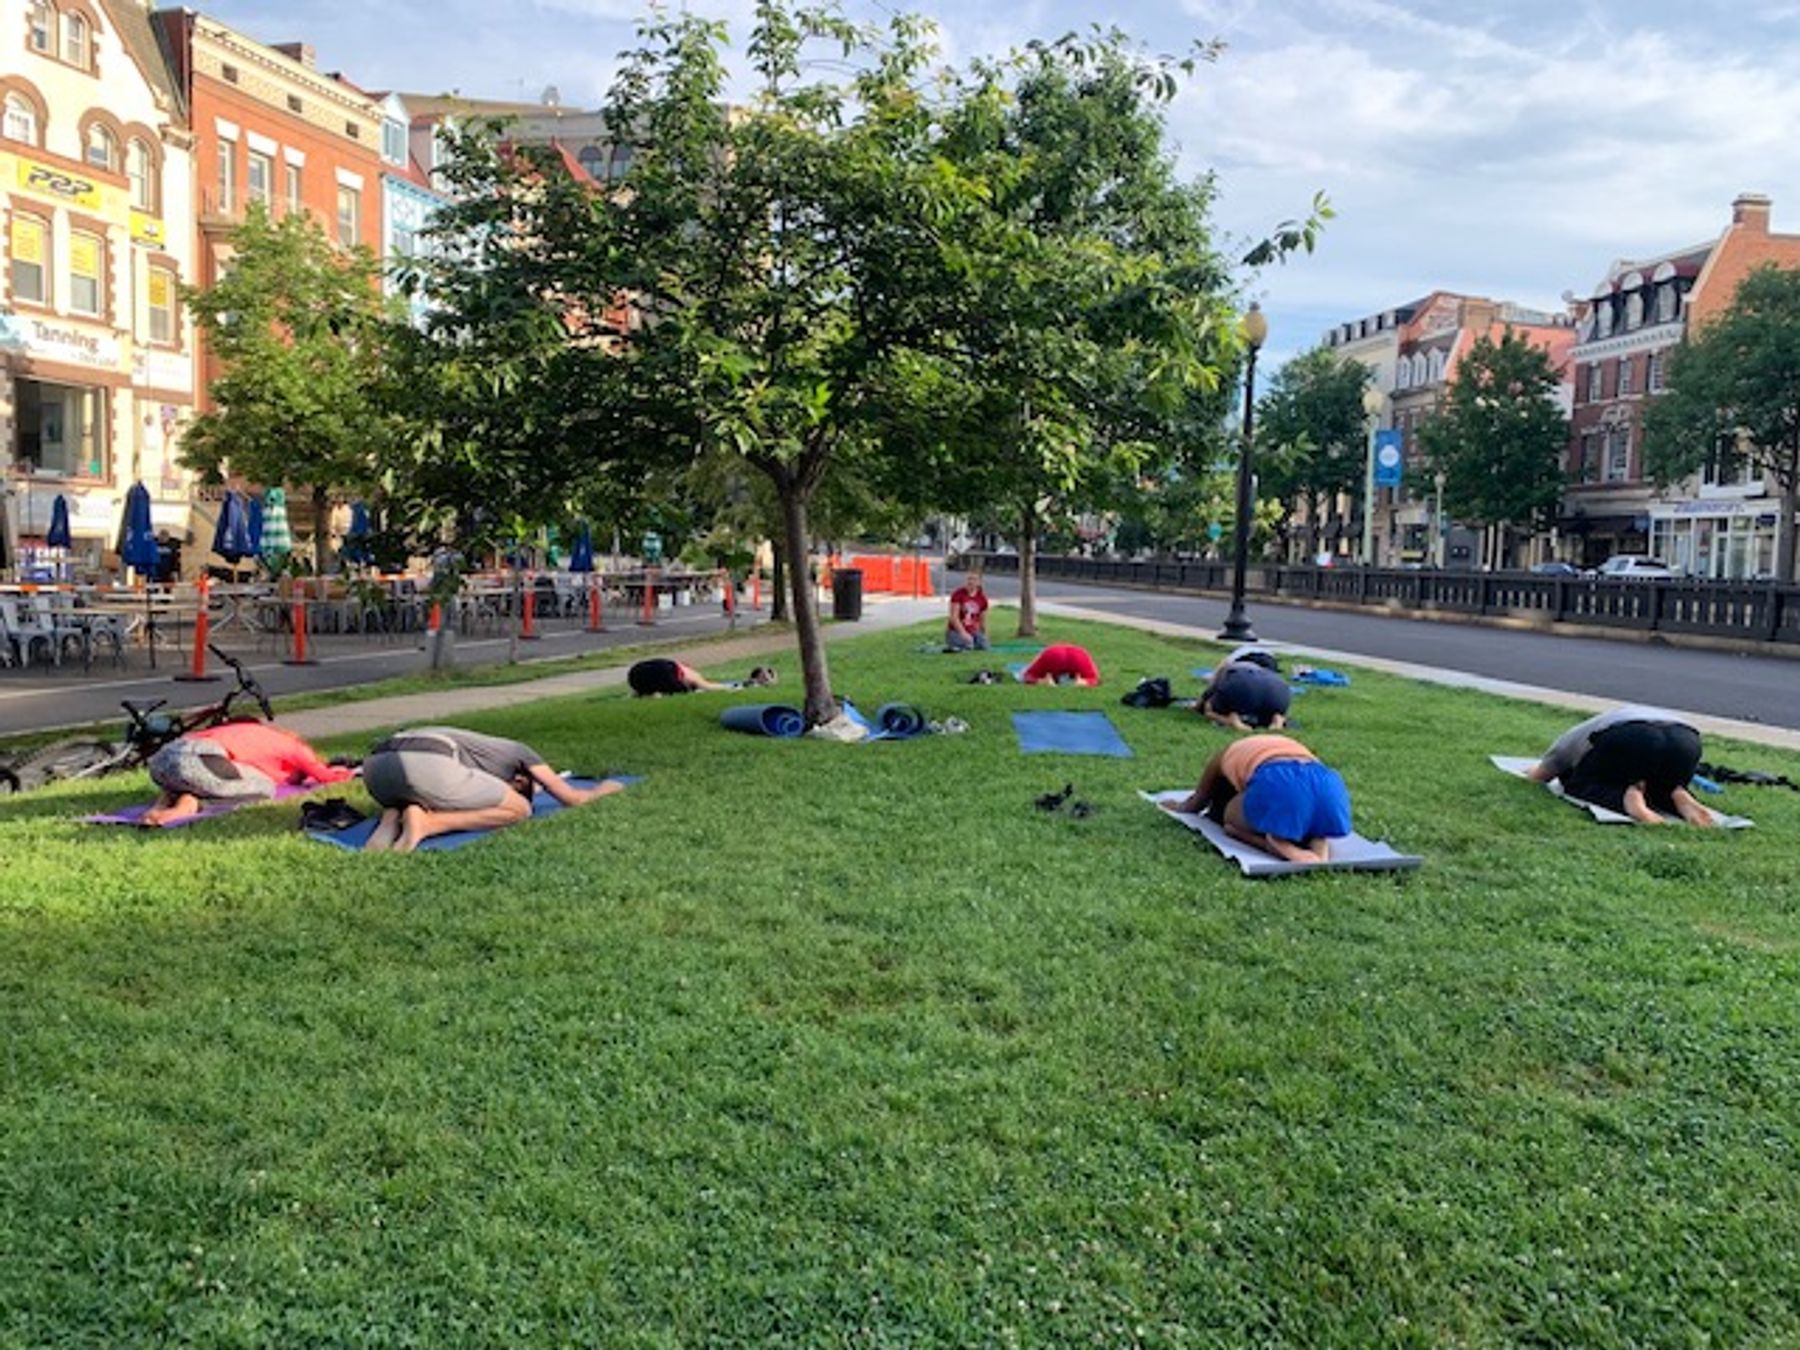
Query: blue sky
xmin=204 ymin=0 xmax=1800 ymax=366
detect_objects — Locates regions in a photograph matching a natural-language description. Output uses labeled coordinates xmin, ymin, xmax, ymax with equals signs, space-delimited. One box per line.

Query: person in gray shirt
xmin=361 ymin=726 xmax=622 ymax=852
xmin=1528 ymin=706 xmax=1712 ymax=826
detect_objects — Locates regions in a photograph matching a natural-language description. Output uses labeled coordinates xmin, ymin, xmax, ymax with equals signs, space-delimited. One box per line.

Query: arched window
xmin=85 ymin=121 xmax=118 ymax=171
xmin=1429 ymin=350 xmax=1447 ymax=382
xmin=27 ymin=1 xmax=52 ymax=52
xmin=577 ymin=145 xmax=606 ymax=179
xmin=607 ymin=144 xmax=633 ymax=181
xmin=1597 ymin=302 xmax=1614 ymax=338
xmin=1412 ymin=353 xmax=1427 ymax=385
xmin=1625 ymin=292 xmax=1643 ymax=330
xmin=1656 ymin=284 xmax=1677 ymax=324
xmin=127 ymin=137 xmax=155 ymax=210
xmin=3 ymin=93 xmax=39 ymax=145
xmin=61 ymin=10 xmax=89 ymax=68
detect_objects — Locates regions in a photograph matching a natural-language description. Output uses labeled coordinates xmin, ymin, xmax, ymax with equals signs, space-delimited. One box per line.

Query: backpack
xmin=1121 ymin=676 xmax=1173 ymax=709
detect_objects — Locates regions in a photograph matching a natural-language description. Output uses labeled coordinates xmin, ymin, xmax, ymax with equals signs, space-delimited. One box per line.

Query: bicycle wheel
xmin=6 ymin=740 xmax=123 ymax=792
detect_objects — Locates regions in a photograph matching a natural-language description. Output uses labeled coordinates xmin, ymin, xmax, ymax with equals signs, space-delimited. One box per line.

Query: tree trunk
xmin=312 ymin=485 xmax=330 ymax=576
xmin=771 ymin=539 xmax=789 ymax=622
xmin=778 ymin=484 xmax=836 ymax=726
xmin=1016 ymin=504 xmax=1039 ymax=638
xmin=1779 ymin=477 xmax=1799 ymax=583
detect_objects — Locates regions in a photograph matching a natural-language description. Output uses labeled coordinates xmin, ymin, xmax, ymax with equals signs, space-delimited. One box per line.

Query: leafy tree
xmin=1644 ymin=264 xmax=1800 ymax=580
xmin=182 ymin=207 xmax=394 ymax=574
xmin=1419 ymin=330 xmax=1569 ymax=567
xmin=1254 ymin=347 xmax=1369 ymax=558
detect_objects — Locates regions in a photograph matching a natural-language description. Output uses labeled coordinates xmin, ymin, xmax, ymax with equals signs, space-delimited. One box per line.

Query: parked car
xmin=1596 ymin=554 xmax=1680 ymax=579
xmin=1530 ymin=560 xmax=1583 ymax=577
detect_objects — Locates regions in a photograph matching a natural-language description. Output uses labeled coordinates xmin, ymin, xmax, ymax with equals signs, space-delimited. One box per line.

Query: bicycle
xmin=0 ymin=646 xmax=275 ymax=795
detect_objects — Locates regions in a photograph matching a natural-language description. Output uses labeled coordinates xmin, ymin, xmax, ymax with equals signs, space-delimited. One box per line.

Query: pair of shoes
xmin=939 ymin=716 xmax=970 ymax=735
xmin=1034 ymin=783 xmax=1074 ymax=812
xmin=300 ymin=798 xmax=366 ymax=832
xmin=967 ymin=669 xmax=1001 ymax=685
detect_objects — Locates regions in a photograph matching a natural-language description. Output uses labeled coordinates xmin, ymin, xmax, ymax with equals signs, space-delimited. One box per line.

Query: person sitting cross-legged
xmin=142 ymin=721 xmax=355 ymax=826
xmin=946 ymin=573 xmax=990 ymax=651
xmin=1527 ymin=706 xmax=1714 ymax=826
xmin=627 ymin=658 xmax=775 ymax=697
xmin=1162 ymin=733 xmax=1352 ymax=865
xmin=1020 ymin=643 xmax=1101 ymax=687
xmin=361 ymin=726 xmax=622 ymax=853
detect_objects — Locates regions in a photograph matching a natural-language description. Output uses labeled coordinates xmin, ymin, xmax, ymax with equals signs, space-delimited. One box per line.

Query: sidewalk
xmin=1039 ymin=600 xmax=1800 ymax=754
xmin=282 ymin=598 xmax=943 ymax=740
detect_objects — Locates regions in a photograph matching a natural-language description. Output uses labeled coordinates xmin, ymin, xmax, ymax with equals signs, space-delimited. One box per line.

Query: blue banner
xmin=1373 ymin=429 xmax=1404 ymax=488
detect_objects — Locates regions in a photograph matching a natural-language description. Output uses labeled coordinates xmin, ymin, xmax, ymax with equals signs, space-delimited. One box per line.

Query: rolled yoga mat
xmin=721 ymin=703 xmax=807 ymax=738
xmin=875 ymin=703 xmax=930 ymax=739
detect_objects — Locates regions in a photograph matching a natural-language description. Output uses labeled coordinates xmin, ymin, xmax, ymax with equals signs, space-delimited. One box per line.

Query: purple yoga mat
xmin=85 ymin=781 xmax=317 ymax=828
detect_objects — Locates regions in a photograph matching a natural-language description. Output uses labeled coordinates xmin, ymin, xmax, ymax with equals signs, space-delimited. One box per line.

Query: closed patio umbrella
xmin=259 ymin=486 xmax=292 ymax=561
xmin=342 ymin=501 xmax=372 ymax=565
xmin=247 ymin=495 xmax=264 ymax=555
xmin=569 ymin=522 xmax=595 ymax=574
xmin=119 ymin=483 xmax=160 ymax=578
xmin=46 ymin=495 xmax=72 ymax=549
xmin=211 ymin=491 xmax=253 ymax=563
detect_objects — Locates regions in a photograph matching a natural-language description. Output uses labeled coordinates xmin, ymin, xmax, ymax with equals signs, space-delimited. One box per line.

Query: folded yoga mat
xmin=307 ymin=776 xmax=641 ymax=852
xmin=721 ymin=703 xmax=807 ymax=738
xmin=992 ymin=642 xmax=1045 ymax=654
xmin=1013 ymin=711 xmax=1134 ymax=759
xmin=1293 ymin=668 xmax=1351 ymax=687
xmin=1490 ymin=756 xmax=1753 ymax=828
xmin=86 ymin=781 xmax=319 ymax=829
xmin=1140 ymin=790 xmax=1422 ymax=876
xmin=839 ymin=700 xmax=934 ymax=742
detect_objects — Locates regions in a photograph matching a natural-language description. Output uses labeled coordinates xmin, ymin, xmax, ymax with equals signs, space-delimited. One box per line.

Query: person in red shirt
xmin=946 ymin=573 xmax=990 ymax=651
xmin=1021 ymin=643 xmax=1101 ymax=686
xmin=141 ymin=721 xmax=355 ymax=825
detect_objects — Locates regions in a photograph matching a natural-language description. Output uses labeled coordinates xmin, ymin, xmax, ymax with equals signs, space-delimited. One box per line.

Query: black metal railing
xmin=956 ymin=552 xmax=1800 ymax=647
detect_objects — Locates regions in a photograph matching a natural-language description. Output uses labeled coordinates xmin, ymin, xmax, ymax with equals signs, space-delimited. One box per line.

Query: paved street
xmin=981 ymin=574 xmax=1800 ymax=731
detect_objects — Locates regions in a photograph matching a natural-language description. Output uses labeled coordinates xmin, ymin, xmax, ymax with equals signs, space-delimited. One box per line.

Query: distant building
xmin=367 ymin=91 xmax=448 ymax=325
xmin=2 ymin=0 xmax=198 ymax=572
xmin=1565 ymin=194 xmax=1800 ymax=577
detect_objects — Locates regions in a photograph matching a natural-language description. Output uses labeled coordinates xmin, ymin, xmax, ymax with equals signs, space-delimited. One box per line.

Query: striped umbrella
xmin=259 ymin=486 xmax=292 ymax=560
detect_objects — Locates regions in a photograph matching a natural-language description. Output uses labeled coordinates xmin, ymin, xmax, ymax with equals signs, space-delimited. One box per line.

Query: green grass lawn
xmin=5 ymin=613 xmax=1799 ymax=1345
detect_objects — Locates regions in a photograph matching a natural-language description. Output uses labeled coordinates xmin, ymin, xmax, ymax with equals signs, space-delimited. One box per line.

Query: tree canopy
xmin=1254 ymin=347 xmax=1370 ymax=554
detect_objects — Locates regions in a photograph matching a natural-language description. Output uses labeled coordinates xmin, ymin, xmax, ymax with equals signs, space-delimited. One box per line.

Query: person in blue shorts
xmin=1162 ymin=733 xmax=1352 ymax=864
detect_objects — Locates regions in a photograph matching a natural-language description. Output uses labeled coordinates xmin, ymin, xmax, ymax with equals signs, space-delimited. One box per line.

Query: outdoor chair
xmin=31 ymin=595 xmax=94 ymax=667
xmin=0 ymin=598 xmax=65 ymax=667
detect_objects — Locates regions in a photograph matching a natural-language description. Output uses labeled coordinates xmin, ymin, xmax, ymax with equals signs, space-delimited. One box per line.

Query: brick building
xmin=1564 ymin=193 xmax=1800 ymax=577
xmin=2 ymin=0 xmax=197 ymax=573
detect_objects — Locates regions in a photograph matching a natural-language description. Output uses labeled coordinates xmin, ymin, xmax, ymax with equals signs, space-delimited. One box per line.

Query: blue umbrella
xmin=119 ymin=483 xmax=160 ymax=576
xmin=247 ymin=496 xmax=265 ymax=554
xmin=211 ymin=491 xmax=253 ymax=563
xmin=342 ymin=501 xmax=372 ymax=565
xmin=569 ymin=522 xmax=595 ymax=573
xmin=46 ymin=494 xmax=72 ymax=549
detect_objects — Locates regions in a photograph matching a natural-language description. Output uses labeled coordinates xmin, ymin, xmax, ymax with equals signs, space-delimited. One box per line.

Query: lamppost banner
xmin=1373 ymin=429 xmax=1404 ymax=488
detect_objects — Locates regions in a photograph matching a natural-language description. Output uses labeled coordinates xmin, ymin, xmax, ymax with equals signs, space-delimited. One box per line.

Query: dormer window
xmin=382 ymin=118 xmax=406 ymax=165
xmin=1656 ymin=284 xmax=1677 ymax=324
xmin=1625 ymin=292 xmax=1643 ymax=330
xmin=1597 ymin=303 xmax=1614 ymax=338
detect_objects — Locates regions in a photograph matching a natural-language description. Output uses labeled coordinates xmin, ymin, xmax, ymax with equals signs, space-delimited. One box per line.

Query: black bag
xmin=1121 ymin=676 xmax=1173 ymax=709
xmin=299 ymin=798 xmax=367 ymax=832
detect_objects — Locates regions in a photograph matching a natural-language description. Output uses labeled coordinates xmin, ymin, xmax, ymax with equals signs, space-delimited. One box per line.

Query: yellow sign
xmin=130 ymin=210 xmax=166 ymax=248
xmin=15 ymin=155 xmax=101 ymax=209
xmin=69 ymin=233 xmax=100 ymax=278
xmin=10 ymin=215 xmax=44 ymax=265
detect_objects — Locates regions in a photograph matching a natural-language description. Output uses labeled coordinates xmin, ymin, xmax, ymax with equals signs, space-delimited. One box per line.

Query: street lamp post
xmin=1360 ymin=384 xmax=1387 ymax=567
xmin=1220 ymin=303 xmax=1268 ymax=642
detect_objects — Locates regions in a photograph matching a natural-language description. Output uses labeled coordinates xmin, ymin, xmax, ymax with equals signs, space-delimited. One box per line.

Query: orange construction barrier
xmin=752 ymin=571 xmax=762 ymax=610
xmin=722 ymin=569 xmax=735 ymax=620
xmin=586 ymin=581 xmax=604 ymax=632
xmin=639 ymin=569 xmax=657 ymax=626
xmin=285 ymin=597 xmax=316 ymax=666
xmin=174 ymin=574 xmax=219 ymax=683
xmin=428 ymin=600 xmax=443 ymax=633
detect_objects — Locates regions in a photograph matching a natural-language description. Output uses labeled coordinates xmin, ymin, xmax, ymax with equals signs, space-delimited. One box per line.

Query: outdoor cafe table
xmin=83 ymin=593 xmax=201 ymax=670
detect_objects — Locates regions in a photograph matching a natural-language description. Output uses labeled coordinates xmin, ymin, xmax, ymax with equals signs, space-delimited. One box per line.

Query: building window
xmin=1647 ymin=351 xmax=1665 ymax=393
xmin=15 ymin=380 xmax=106 ymax=479
xmin=1605 ymin=428 xmax=1632 ymax=482
xmin=68 ymin=230 xmax=103 ymax=316
xmin=382 ymin=118 xmax=407 ymax=165
xmin=1428 ymin=349 xmax=1447 ymax=383
xmin=85 ymin=122 xmax=118 ymax=171
xmin=27 ymin=1 xmax=51 ymax=52
xmin=1703 ymin=437 xmax=1759 ymax=488
xmin=1394 ymin=359 xmax=1410 ymax=392
xmin=3 ymin=92 xmax=40 ymax=145
xmin=1625 ymin=292 xmax=1643 ymax=330
xmin=285 ymin=163 xmax=302 ymax=216
xmin=9 ymin=214 xmax=49 ymax=304
xmin=1617 ymin=356 xmax=1633 ymax=397
xmin=1656 ymin=284 xmax=1677 ymax=324
xmin=216 ymin=138 xmax=236 ymax=211
xmin=127 ymin=137 xmax=155 ymax=210
xmin=1597 ymin=302 xmax=1614 ymax=338
xmin=336 ymin=185 xmax=360 ymax=246
xmin=1579 ymin=432 xmax=1600 ymax=483
xmin=577 ymin=145 xmax=605 ymax=179
xmin=287 ymin=94 xmax=302 ymax=114
xmin=1587 ymin=363 xmax=1603 ymax=402
xmin=147 ymin=264 xmax=177 ymax=344
xmin=61 ymin=11 xmax=89 ymax=68
xmin=247 ymin=149 xmax=273 ymax=209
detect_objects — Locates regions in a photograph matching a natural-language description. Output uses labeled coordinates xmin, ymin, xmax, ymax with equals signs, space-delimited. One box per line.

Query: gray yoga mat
xmin=721 ymin=703 xmax=807 ymax=738
xmin=1490 ymin=756 xmax=1753 ymax=828
xmin=1140 ymin=790 xmax=1422 ymax=877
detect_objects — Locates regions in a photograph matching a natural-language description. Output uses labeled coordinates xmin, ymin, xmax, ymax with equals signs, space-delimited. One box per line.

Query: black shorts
xmin=627 ymin=659 xmax=691 ymax=696
xmin=1204 ymin=666 xmax=1292 ymax=727
xmin=1563 ymin=720 xmax=1701 ymax=815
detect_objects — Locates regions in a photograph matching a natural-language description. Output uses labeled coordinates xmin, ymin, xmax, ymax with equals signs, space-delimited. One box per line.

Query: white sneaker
xmin=807 ymin=712 xmax=869 ymax=742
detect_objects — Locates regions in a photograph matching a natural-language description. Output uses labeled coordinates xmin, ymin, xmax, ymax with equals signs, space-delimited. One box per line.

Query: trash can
xmin=832 ymin=567 xmax=864 ymax=622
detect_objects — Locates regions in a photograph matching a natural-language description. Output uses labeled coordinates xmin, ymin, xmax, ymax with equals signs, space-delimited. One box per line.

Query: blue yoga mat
xmin=307 ymin=776 xmax=639 ymax=852
xmin=1011 ymin=711 xmax=1134 ymax=759
xmin=1293 ymin=668 xmax=1351 ymax=687
xmin=721 ymin=703 xmax=806 ymax=737
xmin=842 ymin=700 xmax=932 ymax=741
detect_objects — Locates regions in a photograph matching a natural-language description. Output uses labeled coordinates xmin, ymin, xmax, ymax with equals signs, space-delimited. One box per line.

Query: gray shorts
xmin=362 ymin=747 xmax=509 ymax=813
xmin=147 ymin=738 xmax=277 ymax=801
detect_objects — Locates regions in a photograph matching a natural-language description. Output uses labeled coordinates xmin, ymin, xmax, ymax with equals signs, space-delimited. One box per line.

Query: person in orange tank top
xmin=1162 ymin=733 xmax=1353 ymax=864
